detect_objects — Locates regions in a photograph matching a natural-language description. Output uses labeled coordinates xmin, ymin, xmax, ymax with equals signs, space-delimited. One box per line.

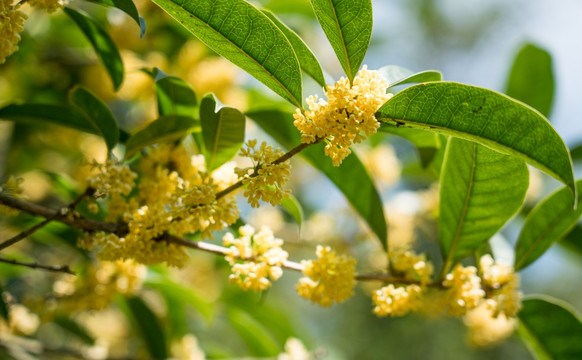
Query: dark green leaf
xmin=559 ymin=223 xmax=582 ymax=257
xmin=227 ymin=308 xmax=281 ymax=357
xmin=0 ymin=283 xmax=8 ymax=321
xmin=151 ymin=0 xmax=302 ymax=107
xmin=310 ymin=0 xmax=373 ymax=81
xmin=518 ymin=296 xmax=582 ymax=360
xmin=246 ymin=109 xmax=387 ymax=248
xmin=64 ymin=7 xmax=125 ymax=90
xmin=124 ymin=115 xmax=200 ymax=159
xmin=505 ymin=43 xmax=554 ymax=118
xmin=439 ymin=138 xmax=528 ymax=267
xmin=571 ymin=142 xmax=582 ymax=162
xmin=377 ymin=65 xmax=442 ymax=89
xmin=154 ymin=72 xmax=197 ymax=117
xmin=376 ymin=82 xmax=575 ymax=194
xmin=200 ymin=94 xmax=245 ymax=171
xmin=378 ymin=125 xmax=441 ymax=167
xmin=514 ymin=180 xmax=582 ymax=270
xmin=54 ymin=317 xmax=96 ymax=345
xmin=124 ymin=296 xmax=168 ymax=359
xmin=279 ymin=194 xmax=304 ymax=227
xmin=262 ymin=10 xmax=326 ymax=88
xmin=0 ymin=103 xmax=97 ymax=135
xmin=70 ymin=86 xmax=119 ymax=151
xmin=86 ymin=0 xmax=145 ymax=36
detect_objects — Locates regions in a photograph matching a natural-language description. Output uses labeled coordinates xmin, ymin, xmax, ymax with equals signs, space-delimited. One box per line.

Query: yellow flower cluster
xmin=479 ymin=254 xmax=522 ymax=317
xmin=0 ymin=175 xmax=23 ymax=216
xmin=373 ymin=284 xmax=423 ymax=317
xmin=0 ymin=0 xmax=26 ymax=64
xmin=296 ymin=245 xmax=356 ymax=307
xmin=223 ymin=225 xmax=288 ymax=291
xmin=27 ymin=0 xmax=65 ymax=13
xmin=87 ymin=159 xmax=137 ymax=198
xmin=293 ymin=66 xmax=392 ymax=166
xmin=389 ymin=246 xmax=434 ymax=285
xmin=235 ymin=140 xmax=291 ymax=207
xmin=442 ymin=264 xmax=486 ymax=316
xmin=463 ymin=303 xmax=517 ymax=347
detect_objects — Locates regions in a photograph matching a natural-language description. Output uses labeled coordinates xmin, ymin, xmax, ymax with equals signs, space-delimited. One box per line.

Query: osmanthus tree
xmin=0 ymin=0 xmax=581 ymax=359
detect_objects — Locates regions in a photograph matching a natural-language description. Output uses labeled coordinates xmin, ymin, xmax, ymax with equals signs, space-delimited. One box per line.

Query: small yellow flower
xmin=479 ymin=255 xmax=522 ymax=317
xmin=389 ymin=246 xmax=434 ymax=285
xmin=442 ymin=264 xmax=485 ymax=316
xmin=372 ymin=284 xmax=423 ymax=317
xmin=0 ymin=0 xmax=27 ymax=64
xmin=27 ymin=0 xmax=66 ymax=13
xmin=296 ymin=245 xmax=356 ymax=307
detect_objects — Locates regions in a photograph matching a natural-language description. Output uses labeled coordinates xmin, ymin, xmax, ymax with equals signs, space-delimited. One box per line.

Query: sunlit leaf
xmin=122 ymin=296 xmax=168 ymax=359
xmin=279 ymin=194 xmax=304 ymax=227
xmin=246 ymin=109 xmax=387 ymax=248
xmin=151 ymin=0 xmax=302 ymax=107
xmin=227 ymin=308 xmax=281 ymax=357
xmin=376 ymin=82 xmax=575 ymax=194
xmin=154 ymin=71 xmax=198 ymax=117
xmin=310 ymin=0 xmax=372 ymax=81
xmin=506 ymin=43 xmax=554 ymax=118
xmin=518 ymin=296 xmax=582 ymax=360
xmin=559 ymin=223 xmax=582 ymax=257
xmin=64 ymin=7 xmax=124 ymax=90
xmin=262 ymin=10 xmax=326 ymax=88
xmin=440 ymin=138 xmax=528 ymax=267
xmin=377 ymin=65 xmax=442 ymax=89
xmin=514 ymin=180 xmax=582 ymax=270
xmin=86 ymin=0 xmax=146 ymax=36
xmin=125 ymin=115 xmax=200 ymax=159
xmin=200 ymin=94 xmax=245 ymax=171
xmin=69 ymin=86 xmax=119 ymax=152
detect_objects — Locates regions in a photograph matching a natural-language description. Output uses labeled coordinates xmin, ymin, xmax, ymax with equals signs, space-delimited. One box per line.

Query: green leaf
xmin=54 ymin=317 xmax=96 ymax=345
xmin=86 ymin=0 xmax=145 ymax=36
xmin=514 ymin=180 xmax=582 ymax=270
xmin=246 ymin=109 xmax=387 ymax=248
xmin=378 ymin=125 xmax=441 ymax=168
xmin=123 ymin=296 xmax=168 ymax=360
xmin=279 ymin=194 xmax=304 ymax=227
xmin=262 ymin=10 xmax=326 ymax=88
xmin=439 ymin=138 xmax=529 ymax=266
xmin=310 ymin=0 xmax=373 ymax=81
xmin=263 ymin=0 xmax=315 ymax=17
xmin=376 ymin=82 xmax=575 ymax=194
xmin=154 ymin=73 xmax=197 ymax=118
xmin=69 ymin=86 xmax=119 ymax=152
xmin=124 ymin=115 xmax=200 ymax=159
xmin=151 ymin=0 xmax=302 ymax=108
xmin=0 ymin=283 xmax=8 ymax=321
xmin=518 ymin=296 xmax=582 ymax=360
xmin=227 ymin=308 xmax=281 ymax=357
xmin=559 ymin=223 xmax=582 ymax=257
xmin=200 ymin=94 xmax=245 ymax=171
xmin=64 ymin=7 xmax=125 ymax=90
xmin=571 ymin=142 xmax=582 ymax=162
xmin=145 ymin=280 xmax=213 ymax=321
xmin=505 ymin=43 xmax=554 ymax=118
xmin=377 ymin=65 xmax=442 ymax=89
xmin=0 ymin=103 xmax=96 ymax=134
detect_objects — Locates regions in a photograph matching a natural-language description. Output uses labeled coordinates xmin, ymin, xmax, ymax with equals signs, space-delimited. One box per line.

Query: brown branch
xmin=0 ymin=257 xmax=75 ymax=275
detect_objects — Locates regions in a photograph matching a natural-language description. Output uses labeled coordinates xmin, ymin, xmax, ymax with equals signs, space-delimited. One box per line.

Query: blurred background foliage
xmin=0 ymin=0 xmax=581 ymax=359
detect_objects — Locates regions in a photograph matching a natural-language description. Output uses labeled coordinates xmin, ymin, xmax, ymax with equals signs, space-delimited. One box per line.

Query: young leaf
xmin=376 ymin=82 xmax=575 ymax=194
xmin=378 ymin=125 xmax=441 ymax=168
xmin=200 ymin=94 xmax=245 ymax=171
xmin=514 ymin=179 xmax=582 ymax=270
xmin=505 ymin=43 xmax=554 ymax=118
xmin=123 ymin=296 xmax=168 ymax=360
xmin=246 ymin=109 xmax=387 ymax=248
xmin=154 ymin=74 xmax=198 ymax=118
xmin=377 ymin=65 xmax=442 ymax=89
xmin=310 ymin=0 xmax=373 ymax=81
xmin=64 ymin=7 xmax=125 ymax=90
xmin=261 ymin=10 xmax=326 ymax=88
xmin=85 ymin=0 xmax=145 ymax=36
xmin=439 ymin=138 xmax=528 ymax=267
xmin=279 ymin=194 xmax=304 ymax=227
xmin=518 ymin=296 xmax=582 ymax=360
xmin=151 ymin=0 xmax=302 ymax=108
xmin=124 ymin=115 xmax=200 ymax=159
xmin=69 ymin=86 xmax=119 ymax=152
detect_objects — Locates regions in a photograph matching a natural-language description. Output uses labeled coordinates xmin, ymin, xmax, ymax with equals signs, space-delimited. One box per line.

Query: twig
xmin=0 ymin=257 xmax=75 ymax=275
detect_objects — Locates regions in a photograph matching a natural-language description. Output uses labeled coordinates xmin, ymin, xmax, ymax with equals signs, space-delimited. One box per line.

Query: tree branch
xmin=0 ymin=257 xmax=75 ymax=275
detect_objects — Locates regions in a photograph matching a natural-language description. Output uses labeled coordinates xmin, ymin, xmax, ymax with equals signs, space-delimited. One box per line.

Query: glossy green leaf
xmin=262 ymin=10 xmax=326 ymax=88
xmin=506 ymin=43 xmax=554 ymax=118
xmin=514 ymin=180 xmax=582 ymax=270
xmin=124 ymin=296 xmax=167 ymax=359
xmin=64 ymin=7 xmax=124 ymax=90
xmin=227 ymin=308 xmax=281 ymax=357
xmin=246 ymin=109 xmax=387 ymax=248
xmin=310 ymin=0 xmax=373 ymax=81
xmin=125 ymin=115 xmax=200 ymax=159
xmin=263 ymin=0 xmax=314 ymax=17
xmin=439 ymin=138 xmax=528 ymax=267
xmin=145 ymin=280 xmax=213 ymax=321
xmin=377 ymin=65 xmax=442 ymax=89
xmin=559 ymin=223 xmax=582 ymax=257
xmin=54 ymin=317 xmax=95 ymax=345
xmin=279 ymin=194 xmax=304 ymax=227
xmin=86 ymin=0 xmax=145 ymax=36
xmin=70 ymin=86 xmax=119 ymax=151
xmin=376 ymin=82 xmax=575 ymax=194
xmin=518 ymin=296 xmax=582 ymax=360
xmin=0 ymin=103 xmax=96 ymax=134
xmin=200 ymin=94 xmax=245 ymax=171
xmin=154 ymin=74 xmax=197 ymax=118
xmin=151 ymin=0 xmax=302 ymax=107
xmin=571 ymin=142 xmax=582 ymax=162
xmin=378 ymin=124 xmax=441 ymax=167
